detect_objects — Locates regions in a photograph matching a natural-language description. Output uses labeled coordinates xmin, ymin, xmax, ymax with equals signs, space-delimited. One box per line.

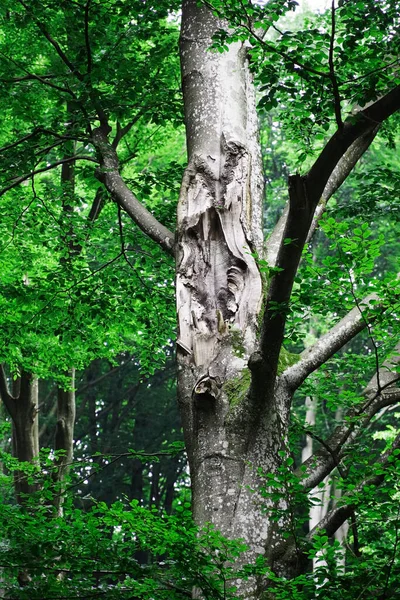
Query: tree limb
xmin=257 ymin=85 xmax=400 ymax=399
xmin=0 ymin=129 xmax=42 ymax=153
xmin=283 ymin=293 xmax=379 ymax=391
xmin=305 ymin=124 xmax=380 ymax=243
xmin=0 ymin=50 xmax=74 ymax=95
xmin=111 ymin=111 xmax=145 ymax=149
xmin=17 ymin=0 xmax=84 ymax=82
xmin=92 ymin=126 xmax=175 ymax=255
xmin=307 ymin=84 xmax=400 ymax=201
xmin=308 ymin=430 xmax=400 ymax=539
xmin=266 ymin=124 xmax=380 ymax=266
xmin=297 ymin=343 xmax=400 ymax=491
xmin=0 ymin=73 xmax=60 ymax=83
xmin=275 ymin=430 xmax=400 ymax=568
xmin=0 ymin=155 xmax=99 ymax=197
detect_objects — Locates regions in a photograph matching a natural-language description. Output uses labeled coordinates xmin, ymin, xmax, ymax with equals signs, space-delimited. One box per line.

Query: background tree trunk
xmin=11 ymin=372 xmax=39 ymax=502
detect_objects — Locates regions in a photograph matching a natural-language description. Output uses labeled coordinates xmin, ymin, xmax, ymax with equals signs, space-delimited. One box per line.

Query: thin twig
xmin=17 ymin=0 xmax=84 ymax=81
xmin=0 ymin=156 xmax=99 ymax=196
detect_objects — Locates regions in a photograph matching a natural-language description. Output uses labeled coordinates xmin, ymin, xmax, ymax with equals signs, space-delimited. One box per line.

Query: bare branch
xmin=277 ymin=428 xmax=400 ymax=568
xmin=0 ymin=129 xmax=42 ymax=154
xmin=266 ymin=120 xmax=379 ymax=267
xmin=111 ymin=111 xmax=145 ymax=149
xmin=306 ymin=124 xmax=380 ymax=243
xmin=297 ymin=344 xmax=400 ymax=491
xmin=265 ymin=204 xmax=289 ymax=268
xmin=17 ymin=0 xmax=84 ymax=81
xmin=283 ymin=293 xmax=378 ymax=391
xmin=0 ymin=156 xmax=99 ymax=197
xmin=0 ymin=50 xmax=74 ymax=95
xmin=308 ymin=84 xmax=400 ymax=201
xmin=92 ymin=126 xmax=175 ymax=255
xmin=257 ymin=86 xmax=400 ymax=396
xmin=308 ymin=431 xmax=400 ymax=539
xmin=0 ymin=73 xmax=60 ymax=83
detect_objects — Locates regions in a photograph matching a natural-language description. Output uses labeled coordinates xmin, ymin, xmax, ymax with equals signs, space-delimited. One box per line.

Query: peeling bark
xmin=177 ymin=0 xmax=281 ymax=586
xmin=175 ymin=3 xmax=400 ymax=596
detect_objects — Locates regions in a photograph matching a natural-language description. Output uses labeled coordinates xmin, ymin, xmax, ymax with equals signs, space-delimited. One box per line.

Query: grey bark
xmin=53 ymin=370 xmax=76 ymax=514
xmin=177 ymin=3 xmax=283 ymax=595
xmin=0 ymin=368 xmax=39 ymax=502
xmin=176 ymin=2 xmax=400 ymax=597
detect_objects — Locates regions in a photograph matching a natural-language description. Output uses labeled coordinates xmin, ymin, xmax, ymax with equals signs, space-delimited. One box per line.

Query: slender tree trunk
xmin=51 ymin=100 xmax=77 ymax=512
xmin=52 ymin=369 xmax=76 ymax=513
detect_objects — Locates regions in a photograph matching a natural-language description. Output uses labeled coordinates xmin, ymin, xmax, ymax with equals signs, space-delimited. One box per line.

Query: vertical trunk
xmin=178 ymin=0 xmax=263 ymax=523
xmin=51 ymin=100 xmax=77 ymax=512
xmin=177 ymin=4 xmax=297 ymax=595
xmin=10 ymin=372 xmax=39 ymax=502
xmin=53 ymin=369 xmax=76 ymax=513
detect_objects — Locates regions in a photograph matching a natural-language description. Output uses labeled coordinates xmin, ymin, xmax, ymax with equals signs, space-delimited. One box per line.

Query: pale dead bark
xmin=177 ymin=3 xmax=400 ymax=596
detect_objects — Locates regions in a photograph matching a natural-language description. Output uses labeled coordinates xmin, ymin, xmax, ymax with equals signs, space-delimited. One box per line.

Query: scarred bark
xmin=176 ymin=3 xmax=400 ymax=597
xmin=177 ymin=1 xmax=279 ymax=588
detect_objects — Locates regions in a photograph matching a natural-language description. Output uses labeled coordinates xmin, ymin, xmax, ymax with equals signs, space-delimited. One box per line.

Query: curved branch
xmin=17 ymin=0 xmax=84 ymax=81
xmin=92 ymin=127 xmax=175 ymax=255
xmin=0 ymin=156 xmax=99 ymax=197
xmin=266 ymin=125 xmax=380 ymax=266
xmin=307 ymin=84 xmax=400 ymax=201
xmin=308 ymin=431 xmax=400 ymax=539
xmin=283 ymin=293 xmax=378 ymax=391
xmin=306 ymin=124 xmax=380 ymax=243
xmin=258 ymin=86 xmax=400 ymax=398
xmin=297 ymin=343 xmax=400 ymax=491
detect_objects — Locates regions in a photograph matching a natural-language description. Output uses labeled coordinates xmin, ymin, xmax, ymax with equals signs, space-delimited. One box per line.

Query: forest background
xmin=0 ymin=0 xmax=399 ymax=598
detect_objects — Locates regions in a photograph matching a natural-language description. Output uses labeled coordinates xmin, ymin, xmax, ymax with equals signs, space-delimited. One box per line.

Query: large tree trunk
xmin=177 ymin=3 xmax=400 ymax=597
xmin=177 ymin=3 xmax=291 ymax=594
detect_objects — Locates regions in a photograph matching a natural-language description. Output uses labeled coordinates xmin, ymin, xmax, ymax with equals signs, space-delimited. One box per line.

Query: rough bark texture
xmin=176 ymin=3 xmax=400 ymax=597
xmin=177 ymin=6 xmax=306 ymax=598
